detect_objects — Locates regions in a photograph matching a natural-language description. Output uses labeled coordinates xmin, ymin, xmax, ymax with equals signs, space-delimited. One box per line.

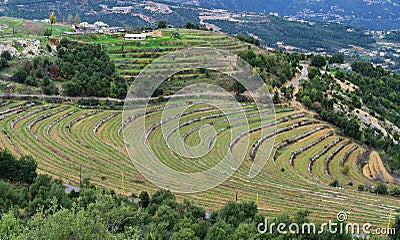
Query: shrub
xmin=11 ymin=68 xmax=27 ymax=83
xmin=0 ymin=51 xmax=12 ymax=60
xmin=375 ymin=183 xmax=388 ymax=195
xmin=391 ymin=187 xmax=400 ymax=197
xmin=329 ymin=179 xmax=340 ymax=188
xmin=342 ymin=166 xmax=350 ymax=176
xmin=0 ymin=57 xmax=8 ymax=69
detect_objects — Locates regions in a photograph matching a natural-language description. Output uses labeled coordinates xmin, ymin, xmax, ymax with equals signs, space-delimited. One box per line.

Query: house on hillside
xmin=94 ymin=21 xmax=109 ymax=29
xmin=329 ymin=63 xmax=352 ymax=71
xmin=112 ymin=6 xmax=132 ymax=13
xmin=124 ymin=33 xmax=147 ymax=41
xmin=78 ymin=22 xmax=94 ymax=31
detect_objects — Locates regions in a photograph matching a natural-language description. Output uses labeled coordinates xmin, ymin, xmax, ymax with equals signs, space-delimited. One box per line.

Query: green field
xmin=0 ymin=16 xmax=72 ymax=38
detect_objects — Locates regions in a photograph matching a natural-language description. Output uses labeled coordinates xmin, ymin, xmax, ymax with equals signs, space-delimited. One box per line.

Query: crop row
xmin=290 ymin=131 xmax=334 ymax=166
xmin=0 ymin=102 xmax=36 ymax=121
xmin=340 ymin=145 xmax=359 ymax=167
xmin=325 ymin=141 xmax=351 ymax=176
xmin=66 ymin=111 xmax=98 ymax=133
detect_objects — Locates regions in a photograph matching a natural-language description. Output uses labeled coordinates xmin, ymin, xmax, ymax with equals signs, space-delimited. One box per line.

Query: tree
xmin=218 ymin=201 xmax=257 ymax=228
xmin=44 ymin=28 xmax=52 ymax=39
xmin=172 ymin=31 xmax=181 ymax=38
xmin=233 ymin=223 xmax=255 ymax=240
xmin=0 ymin=211 xmax=22 ymax=238
xmin=308 ymin=66 xmax=320 ymax=80
xmin=157 ymin=20 xmax=167 ymax=29
xmin=11 ymin=68 xmax=27 ymax=83
xmin=273 ymin=91 xmax=280 ymax=104
xmin=67 ymin=14 xmax=73 ymax=25
xmin=0 ymin=180 xmax=24 ymax=214
xmin=49 ymin=12 xmax=56 ymax=32
xmin=16 ymin=156 xmax=37 ymax=184
xmin=185 ymin=22 xmax=199 ymax=30
xmin=233 ymin=80 xmax=246 ymax=96
xmin=0 ymin=150 xmax=17 ymax=181
xmin=375 ymin=182 xmax=388 ymax=195
xmin=0 ymin=58 xmax=8 ymax=69
xmin=329 ymin=53 xmax=344 ymax=64
xmin=139 ymin=191 xmax=150 ymax=208
xmin=281 ymin=85 xmax=294 ymax=100
xmin=1 ymin=51 xmax=12 ymax=60
xmin=23 ymin=204 xmax=112 ymax=239
xmin=329 ymin=179 xmax=340 ymax=187
xmin=143 ymin=222 xmax=168 ymax=240
xmin=42 ymin=75 xmax=50 ymax=86
xmin=310 ymin=55 xmax=326 ymax=68
xmin=74 ymin=14 xmax=81 ymax=25
xmin=205 ymin=221 xmax=232 ymax=240
xmin=153 ymin=205 xmax=179 ymax=230
xmin=170 ymin=228 xmax=199 ymax=240
xmin=391 ymin=187 xmax=400 ymax=197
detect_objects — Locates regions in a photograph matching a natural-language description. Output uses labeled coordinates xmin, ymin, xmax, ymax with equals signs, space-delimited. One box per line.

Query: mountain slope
xmin=168 ymin=0 xmax=400 ymax=30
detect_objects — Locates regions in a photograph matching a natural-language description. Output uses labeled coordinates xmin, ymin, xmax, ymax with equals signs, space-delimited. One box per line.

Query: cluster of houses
xmin=69 ymin=21 xmax=125 ymax=34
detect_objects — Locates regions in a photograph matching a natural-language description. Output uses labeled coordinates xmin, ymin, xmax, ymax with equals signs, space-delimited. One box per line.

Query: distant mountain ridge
xmin=167 ymin=0 xmax=400 ymax=30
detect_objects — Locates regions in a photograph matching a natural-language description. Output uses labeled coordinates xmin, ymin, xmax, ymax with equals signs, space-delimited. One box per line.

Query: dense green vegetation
xmin=0 ymin=51 xmax=12 ymax=69
xmin=194 ymin=0 xmax=400 ymax=30
xmin=348 ymin=62 xmax=400 ymax=128
xmin=235 ymin=34 xmax=260 ymax=46
xmin=9 ymin=38 xmax=128 ymax=98
xmin=3 ymin=149 xmax=390 ymax=239
xmin=10 ymin=57 xmax=58 ymax=94
xmin=238 ymin=49 xmax=299 ymax=88
xmin=207 ymin=17 xmax=375 ymax=53
xmin=297 ymin=73 xmax=361 ymax=138
xmin=297 ymin=61 xmax=400 ymax=174
xmin=0 ymin=0 xmax=199 ymax=29
xmin=57 ymin=38 xmax=127 ymax=98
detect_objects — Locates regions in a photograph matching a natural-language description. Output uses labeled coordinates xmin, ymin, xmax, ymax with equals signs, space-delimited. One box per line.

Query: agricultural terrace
xmin=69 ymin=29 xmax=253 ymax=89
xmin=0 ymin=99 xmax=398 ymax=227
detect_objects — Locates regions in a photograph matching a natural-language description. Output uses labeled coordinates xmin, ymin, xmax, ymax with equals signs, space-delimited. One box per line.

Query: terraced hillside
xmin=71 ymin=30 xmax=253 ymax=87
xmin=0 ymin=100 xmax=398 ymax=227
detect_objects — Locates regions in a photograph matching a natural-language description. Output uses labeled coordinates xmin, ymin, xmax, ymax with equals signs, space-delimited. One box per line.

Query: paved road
xmin=356 ymin=112 xmax=387 ymax=137
xmin=287 ymin=63 xmax=309 ymax=103
xmin=63 ymin=184 xmax=80 ymax=193
xmin=0 ymin=92 xmax=269 ymax=103
xmin=292 ymin=63 xmax=308 ymax=87
xmin=0 ymin=93 xmax=124 ymax=102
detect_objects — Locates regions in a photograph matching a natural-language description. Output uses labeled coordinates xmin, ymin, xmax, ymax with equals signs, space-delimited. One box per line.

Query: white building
xmin=112 ymin=6 xmax=132 ymax=13
xmin=79 ymin=22 xmax=93 ymax=29
xmin=94 ymin=21 xmax=109 ymax=29
xmin=124 ymin=34 xmax=147 ymax=41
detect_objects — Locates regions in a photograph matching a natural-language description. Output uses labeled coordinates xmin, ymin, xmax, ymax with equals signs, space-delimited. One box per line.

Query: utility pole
xmin=121 ymin=171 xmax=125 ymax=195
xmin=386 ymin=210 xmax=393 ymax=239
xmin=256 ymin=193 xmax=259 ymax=206
xmin=79 ymin=166 xmax=82 ymax=186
